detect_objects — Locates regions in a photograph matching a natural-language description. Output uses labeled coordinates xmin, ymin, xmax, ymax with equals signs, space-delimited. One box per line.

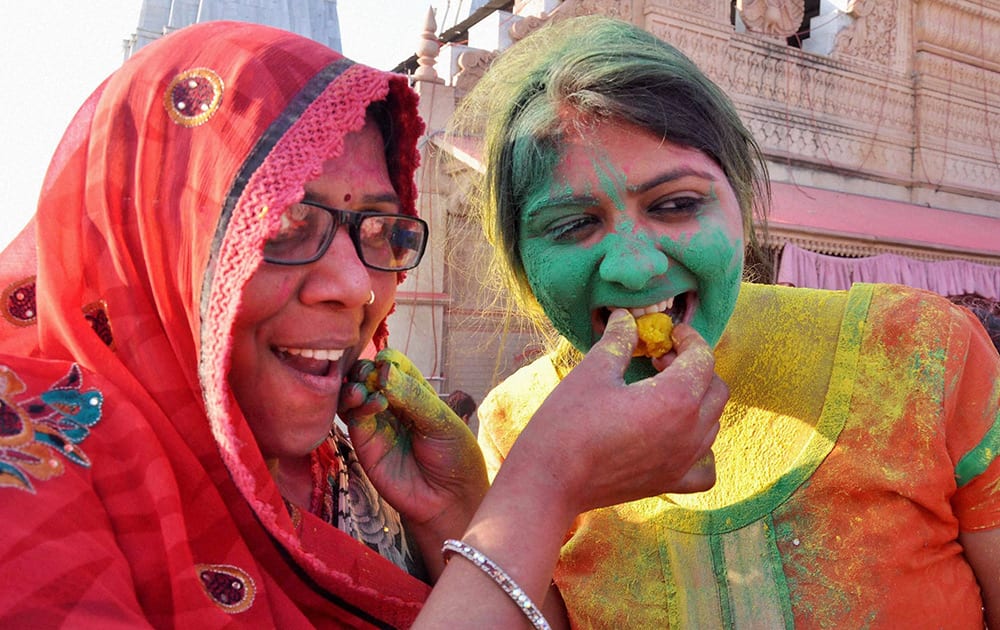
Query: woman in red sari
xmin=0 ymin=21 xmax=721 ymax=628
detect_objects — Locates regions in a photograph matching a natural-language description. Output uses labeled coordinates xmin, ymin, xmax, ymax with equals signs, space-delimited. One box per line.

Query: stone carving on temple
xmin=413 ymin=6 xmax=444 ymax=84
xmin=737 ymin=0 xmax=805 ymax=39
xmin=510 ymin=13 xmax=550 ymax=42
xmin=455 ymin=49 xmax=500 ymax=98
xmin=557 ymin=0 xmax=634 ymax=21
xmin=833 ymin=0 xmax=897 ymax=62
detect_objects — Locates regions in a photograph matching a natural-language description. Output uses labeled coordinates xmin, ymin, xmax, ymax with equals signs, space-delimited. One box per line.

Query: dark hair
xmin=444 ymin=390 xmax=477 ymax=420
xmin=367 ymin=99 xmax=396 ymax=168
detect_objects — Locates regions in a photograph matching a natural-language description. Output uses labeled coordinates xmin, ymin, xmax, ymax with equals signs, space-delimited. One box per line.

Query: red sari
xmin=0 ymin=22 xmax=429 ymax=627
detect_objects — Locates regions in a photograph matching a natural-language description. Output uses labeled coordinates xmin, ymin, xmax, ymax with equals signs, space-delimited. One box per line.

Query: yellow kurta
xmin=478 ymin=283 xmax=1000 ymax=629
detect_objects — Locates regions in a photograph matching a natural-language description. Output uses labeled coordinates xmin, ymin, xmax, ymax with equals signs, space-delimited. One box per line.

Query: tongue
xmin=281 ymin=353 xmax=332 ymax=377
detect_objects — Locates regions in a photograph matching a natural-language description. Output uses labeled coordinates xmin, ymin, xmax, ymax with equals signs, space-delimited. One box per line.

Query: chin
xmin=265 ymin=428 xmax=333 ymax=461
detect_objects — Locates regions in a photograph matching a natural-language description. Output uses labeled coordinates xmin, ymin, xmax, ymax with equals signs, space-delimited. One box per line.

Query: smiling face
xmin=229 ymin=119 xmax=399 ymax=460
xmin=518 ymin=119 xmax=745 ymax=381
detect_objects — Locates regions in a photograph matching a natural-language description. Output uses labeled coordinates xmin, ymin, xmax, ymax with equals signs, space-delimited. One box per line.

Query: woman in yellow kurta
xmin=454 ymin=15 xmax=1000 ymax=628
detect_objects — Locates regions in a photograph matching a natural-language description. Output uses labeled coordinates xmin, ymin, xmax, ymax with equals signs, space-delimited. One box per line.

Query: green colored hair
xmin=451 ymin=15 xmax=770 ymax=365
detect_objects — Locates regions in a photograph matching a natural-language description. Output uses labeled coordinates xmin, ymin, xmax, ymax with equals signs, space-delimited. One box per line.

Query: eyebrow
xmin=627 ymin=167 xmax=719 ymax=194
xmin=361 ymin=192 xmax=401 ymax=205
xmin=525 ymin=193 xmax=601 ymax=219
xmin=526 ymin=166 xmax=719 ymax=219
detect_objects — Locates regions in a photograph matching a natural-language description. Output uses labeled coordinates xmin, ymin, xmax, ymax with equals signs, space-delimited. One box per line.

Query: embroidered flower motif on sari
xmin=82 ymin=300 xmax=115 ymax=348
xmin=0 ymin=364 xmax=103 ymax=492
xmin=196 ymin=563 xmax=256 ymax=614
xmin=165 ymin=68 xmax=224 ymax=127
xmin=1 ymin=280 xmax=116 ymax=349
xmin=2 ymin=276 xmax=36 ymax=327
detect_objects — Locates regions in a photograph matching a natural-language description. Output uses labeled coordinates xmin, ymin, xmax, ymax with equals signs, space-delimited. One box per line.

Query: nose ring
xmin=366 ymin=290 xmax=375 ymax=306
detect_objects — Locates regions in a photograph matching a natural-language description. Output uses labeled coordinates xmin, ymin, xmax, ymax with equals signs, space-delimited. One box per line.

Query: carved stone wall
xmin=635 ymin=0 xmax=1000 ymax=205
xmin=645 ymin=0 xmax=731 ymax=24
xmin=554 ymin=0 xmax=635 ymax=21
xmin=832 ymin=0 xmax=904 ymax=69
xmin=911 ymin=0 xmax=1000 ymax=200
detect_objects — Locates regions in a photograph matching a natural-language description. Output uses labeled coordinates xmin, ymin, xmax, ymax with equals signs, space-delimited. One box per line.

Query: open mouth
xmin=274 ymin=346 xmax=345 ymax=378
xmin=592 ymin=291 xmax=697 ymax=338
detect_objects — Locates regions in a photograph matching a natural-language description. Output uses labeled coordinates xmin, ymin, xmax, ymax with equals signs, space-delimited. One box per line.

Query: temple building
xmin=126 ymin=0 xmax=342 ymax=55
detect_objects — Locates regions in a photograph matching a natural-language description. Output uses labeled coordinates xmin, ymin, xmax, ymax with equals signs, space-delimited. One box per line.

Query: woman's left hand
xmin=339 ymin=349 xmax=488 ymax=575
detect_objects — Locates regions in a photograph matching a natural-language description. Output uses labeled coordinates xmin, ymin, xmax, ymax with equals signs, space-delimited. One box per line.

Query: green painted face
xmin=518 ymin=120 xmax=745 ymax=382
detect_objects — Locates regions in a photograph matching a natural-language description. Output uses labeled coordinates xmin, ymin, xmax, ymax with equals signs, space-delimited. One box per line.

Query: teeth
xmin=277 ymin=347 xmax=344 ymax=361
xmin=626 ymin=297 xmax=674 ymax=318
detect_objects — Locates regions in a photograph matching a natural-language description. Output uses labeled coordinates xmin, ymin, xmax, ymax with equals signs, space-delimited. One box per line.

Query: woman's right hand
xmin=502 ymin=308 xmax=725 ymax=519
xmin=417 ymin=309 xmax=725 ymax=628
xmin=339 ymin=349 xmax=487 ymax=578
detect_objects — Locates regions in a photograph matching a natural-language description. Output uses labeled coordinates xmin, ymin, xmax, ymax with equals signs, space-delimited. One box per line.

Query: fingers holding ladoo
xmin=504 ymin=309 xmax=725 ymax=518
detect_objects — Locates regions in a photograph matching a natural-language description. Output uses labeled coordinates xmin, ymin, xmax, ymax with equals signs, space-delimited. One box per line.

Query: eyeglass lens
xmin=263 ymin=203 xmax=426 ymax=270
xmin=358 ymin=213 xmax=424 ymax=269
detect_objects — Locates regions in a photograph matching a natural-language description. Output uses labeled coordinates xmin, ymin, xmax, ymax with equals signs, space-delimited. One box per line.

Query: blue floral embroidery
xmin=0 ymin=364 xmax=103 ymax=492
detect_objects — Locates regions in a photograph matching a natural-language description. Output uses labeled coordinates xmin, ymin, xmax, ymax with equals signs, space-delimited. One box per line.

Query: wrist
xmin=405 ymin=486 xmax=487 ymax=580
xmin=495 ymin=436 xmax=582 ymax=532
xmin=441 ymin=539 xmax=551 ymax=629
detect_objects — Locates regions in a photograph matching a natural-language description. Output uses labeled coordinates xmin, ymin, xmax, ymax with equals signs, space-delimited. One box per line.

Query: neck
xmin=268 ymin=454 xmax=315 ymax=509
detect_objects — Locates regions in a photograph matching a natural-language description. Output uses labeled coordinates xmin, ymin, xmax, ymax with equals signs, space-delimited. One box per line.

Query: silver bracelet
xmin=441 ymin=539 xmax=551 ymax=630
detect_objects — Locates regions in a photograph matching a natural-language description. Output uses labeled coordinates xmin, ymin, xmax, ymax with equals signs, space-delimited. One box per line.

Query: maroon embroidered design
xmin=82 ymin=301 xmax=115 ymax=349
xmin=2 ymin=276 xmax=36 ymax=327
xmin=0 ymin=396 xmax=30 ymax=441
xmin=165 ymin=68 xmax=224 ymax=127
xmin=196 ymin=563 xmax=255 ymax=613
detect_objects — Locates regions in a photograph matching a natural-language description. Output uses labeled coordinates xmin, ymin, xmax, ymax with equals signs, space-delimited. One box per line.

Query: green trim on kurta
xmin=660 ymin=529 xmax=724 ymax=627
xmin=655 ymin=283 xmax=873 ymax=534
xmin=720 ymin=517 xmax=793 ymax=628
xmin=764 ymin=513 xmax=796 ymax=630
xmin=710 ymin=534 xmax=732 ymax=628
xmin=659 ymin=515 xmax=794 ymax=629
xmin=955 ymin=411 xmax=1000 ymax=487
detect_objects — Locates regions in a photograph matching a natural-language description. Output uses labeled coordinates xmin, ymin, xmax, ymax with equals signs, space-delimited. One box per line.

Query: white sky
xmin=0 ymin=1 xmax=435 ymax=250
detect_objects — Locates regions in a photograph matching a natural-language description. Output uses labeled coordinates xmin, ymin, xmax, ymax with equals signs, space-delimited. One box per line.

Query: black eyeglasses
xmin=263 ymin=201 xmax=428 ymax=271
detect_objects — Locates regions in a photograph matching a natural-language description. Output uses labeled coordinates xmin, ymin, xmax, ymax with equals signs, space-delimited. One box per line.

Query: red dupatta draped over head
xmin=0 ymin=21 xmax=428 ymax=627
